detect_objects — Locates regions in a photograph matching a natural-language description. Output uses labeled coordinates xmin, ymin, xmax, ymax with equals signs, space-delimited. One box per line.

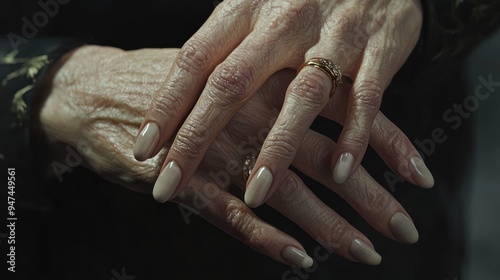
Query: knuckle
xmin=224 ymin=200 xmax=269 ymax=252
xmin=172 ymin=120 xmax=210 ymax=159
xmin=262 ymin=128 xmax=299 ymax=161
xmin=225 ymin=200 xmax=251 ymax=230
xmin=176 ymin=38 xmax=211 ymax=74
xmin=310 ymin=142 xmax=333 ymax=172
xmin=207 ymin=61 xmax=253 ymax=106
xmin=276 ymin=174 xmax=304 ymax=207
xmin=340 ymin=126 xmax=369 ymax=150
xmin=326 ymin=11 xmax=366 ymax=51
xmin=347 ymin=172 xmax=392 ymax=219
xmin=332 ymin=12 xmax=358 ymax=35
xmin=327 ymin=219 xmax=349 ymax=247
xmin=267 ymin=0 xmax=314 ymax=32
xmin=353 ymin=78 xmax=384 ymax=109
xmin=281 ymin=0 xmax=308 ymax=18
xmin=290 ymin=73 xmax=330 ymax=107
xmin=151 ymin=93 xmax=181 ymax=121
xmin=318 ymin=214 xmax=349 ymax=249
xmin=358 ymin=187 xmax=392 ymax=219
xmin=386 ymin=131 xmax=407 ymax=157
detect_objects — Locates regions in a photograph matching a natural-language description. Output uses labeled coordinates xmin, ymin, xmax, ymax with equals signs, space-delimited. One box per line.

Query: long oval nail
xmin=332 ymin=152 xmax=354 ymax=184
xmin=152 ymin=161 xmax=182 ymax=203
xmin=244 ymin=166 xmax=273 ymax=208
xmin=409 ymin=157 xmax=434 ymax=188
xmin=349 ymin=239 xmax=381 ymax=266
xmin=134 ymin=122 xmax=160 ymax=161
xmin=389 ymin=212 xmax=419 ymax=244
xmin=280 ymin=246 xmax=314 ymax=268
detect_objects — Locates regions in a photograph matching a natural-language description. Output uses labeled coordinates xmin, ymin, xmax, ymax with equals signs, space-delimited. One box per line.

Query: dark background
xmin=0 ymin=0 xmax=499 ymax=279
xmin=462 ymin=28 xmax=500 ymax=279
xmin=0 ymin=0 xmax=215 ymax=49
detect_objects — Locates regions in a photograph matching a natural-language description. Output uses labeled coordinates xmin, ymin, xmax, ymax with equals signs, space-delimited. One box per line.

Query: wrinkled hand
xmin=136 ymin=0 xmax=431 ymax=208
xmin=39 ymin=45 xmax=423 ymax=267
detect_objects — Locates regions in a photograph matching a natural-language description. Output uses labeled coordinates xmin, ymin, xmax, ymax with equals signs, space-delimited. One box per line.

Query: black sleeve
xmin=0 ymin=38 xmax=82 ymax=208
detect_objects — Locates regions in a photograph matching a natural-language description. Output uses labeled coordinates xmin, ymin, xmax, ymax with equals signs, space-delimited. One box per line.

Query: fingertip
xmin=302 ymin=255 xmax=314 ymax=268
xmin=152 ymin=161 xmax=182 ymax=203
xmin=409 ymin=157 xmax=435 ymax=189
xmin=152 ymin=188 xmax=169 ymax=203
xmin=280 ymin=246 xmax=314 ymax=268
xmin=244 ymin=166 xmax=273 ymax=208
xmin=243 ymin=194 xmax=262 ymax=209
xmin=332 ymin=152 xmax=354 ymax=184
xmin=349 ymin=239 xmax=382 ymax=266
xmin=134 ymin=122 xmax=160 ymax=161
xmin=389 ymin=212 xmax=419 ymax=244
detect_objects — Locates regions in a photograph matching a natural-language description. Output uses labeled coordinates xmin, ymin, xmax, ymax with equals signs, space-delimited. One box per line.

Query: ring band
xmin=298 ymin=58 xmax=342 ymax=96
xmin=242 ymin=152 xmax=258 ymax=182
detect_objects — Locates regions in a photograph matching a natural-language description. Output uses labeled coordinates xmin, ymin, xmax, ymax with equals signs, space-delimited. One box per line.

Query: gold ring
xmin=298 ymin=58 xmax=342 ymax=96
xmin=242 ymin=152 xmax=258 ymax=182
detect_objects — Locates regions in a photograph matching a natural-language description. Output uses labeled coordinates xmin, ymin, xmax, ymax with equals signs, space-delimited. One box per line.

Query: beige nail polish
xmin=244 ymin=166 xmax=273 ymax=208
xmin=409 ymin=157 xmax=434 ymax=188
xmin=389 ymin=212 xmax=419 ymax=244
xmin=332 ymin=153 xmax=354 ymax=184
xmin=280 ymin=246 xmax=314 ymax=268
xmin=152 ymin=161 xmax=182 ymax=203
xmin=349 ymin=239 xmax=382 ymax=266
xmin=134 ymin=122 xmax=160 ymax=161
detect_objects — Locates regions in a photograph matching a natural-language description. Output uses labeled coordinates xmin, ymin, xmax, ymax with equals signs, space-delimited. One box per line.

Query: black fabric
xmin=0 ymin=38 xmax=84 ymax=214
xmin=0 ymin=0 xmax=499 ymax=279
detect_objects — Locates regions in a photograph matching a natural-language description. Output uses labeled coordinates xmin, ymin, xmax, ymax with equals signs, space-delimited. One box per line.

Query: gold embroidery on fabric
xmin=1 ymin=49 xmax=49 ymax=127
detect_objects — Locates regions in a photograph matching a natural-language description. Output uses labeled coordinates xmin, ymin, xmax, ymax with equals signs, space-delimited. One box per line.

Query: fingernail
xmin=389 ymin=212 xmax=419 ymax=244
xmin=349 ymin=239 xmax=382 ymax=266
xmin=134 ymin=122 xmax=160 ymax=161
xmin=332 ymin=153 xmax=354 ymax=184
xmin=280 ymin=246 xmax=314 ymax=268
xmin=244 ymin=166 xmax=273 ymax=208
xmin=152 ymin=161 xmax=181 ymax=203
xmin=409 ymin=156 xmax=434 ymax=188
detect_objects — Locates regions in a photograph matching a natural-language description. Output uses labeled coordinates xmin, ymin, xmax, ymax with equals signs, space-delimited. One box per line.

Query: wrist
xmin=33 ymin=45 xmax=119 ymax=164
xmin=36 ymin=45 xmax=123 ymax=144
xmin=36 ymin=48 xmax=78 ymax=145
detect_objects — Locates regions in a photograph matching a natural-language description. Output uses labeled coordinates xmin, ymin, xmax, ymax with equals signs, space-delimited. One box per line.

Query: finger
xmin=216 ymin=85 xmax=383 ymax=264
xmin=264 ymin=171 xmax=382 ymax=266
xmin=243 ymin=9 xmax=370 ymax=207
xmin=292 ymin=128 xmax=420 ymax=244
xmin=151 ymin=21 xmax=311 ymax=204
xmin=133 ymin=1 xmax=253 ymax=161
xmin=151 ymin=0 xmax=325 ymax=203
xmin=243 ymin=36 xmax=362 ymax=208
xmin=369 ymin=112 xmax=434 ymax=188
xmin=244 ymin=65 xmax=332 ymax=208
xmin=319 ymin=64 xmax=434 ymax=188
xmin=331 ymin=41 xmax=397 ymax=185
xmin=173 ymin=175 xmax=314 ymax=268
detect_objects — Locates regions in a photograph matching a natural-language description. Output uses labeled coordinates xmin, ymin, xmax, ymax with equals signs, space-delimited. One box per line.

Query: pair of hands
xmin=39 ymin=45 xmax=429 ymax=268
xmin=134 ymin=0 xmax=432 ymax=210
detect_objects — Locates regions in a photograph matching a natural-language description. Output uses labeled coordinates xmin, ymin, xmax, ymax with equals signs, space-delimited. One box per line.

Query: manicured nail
xmin=409 ymin=156 xmax=434 ymax=188
xmin=244 ymin=166 xmax=273 ymax=208
xmin=332 ymin=153 xmax=354 ymax=184
xmin=389 ymin=212 xmax=419 ymax=244
xmin=152 ymin=161 xmax=181 ymax=203
xmin=134 ymin=122 xmax=160 ymax=161
xmin=349 ymin=239 xmax=382 ymax=266
xmin=280 ymin=246 xmax=314 ymax=268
